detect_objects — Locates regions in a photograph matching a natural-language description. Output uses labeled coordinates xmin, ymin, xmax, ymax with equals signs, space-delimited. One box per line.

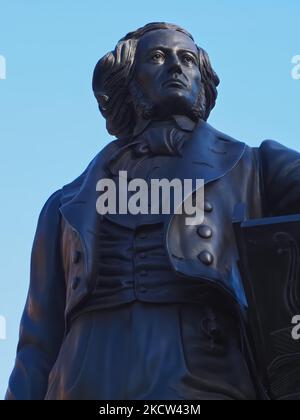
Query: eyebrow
xmin=146 ymin=46 xmax=198 ymax=60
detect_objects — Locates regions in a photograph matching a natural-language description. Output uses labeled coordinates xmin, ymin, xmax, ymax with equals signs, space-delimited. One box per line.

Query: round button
xmin=201 ymin=318 xmax=222 ymax=341
xmin=204 ymin=201 xmax=213 ymax=213
xmin=72 ymin=276 xmax=81 ymax=290
xmin=72 ymin=250 xmax=81 ymax=264
xmin=209 ymin=325 xmax=222 ymax=340
xmin=140 ymin=252 xmax=147 ymax=259
xmin=197 ymin=225 xmax=212 ymax=239
xmin=198 ymin=251 xmax=214 ymax=266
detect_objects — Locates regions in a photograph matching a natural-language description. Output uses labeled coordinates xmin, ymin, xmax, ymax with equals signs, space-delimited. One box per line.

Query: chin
xmin=157 ymin=93 xmax=195 ymax=116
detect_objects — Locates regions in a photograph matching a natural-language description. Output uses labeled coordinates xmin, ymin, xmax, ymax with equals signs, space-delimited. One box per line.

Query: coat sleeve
xmin=5 ymin=190 xmax=66 ymax=400
xmin=259 ymin=140 xmax=300 ymax=216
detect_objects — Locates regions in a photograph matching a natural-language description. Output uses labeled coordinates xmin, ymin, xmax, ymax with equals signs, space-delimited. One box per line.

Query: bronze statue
xmin=6 ymin=22 xmax=300 ymax=400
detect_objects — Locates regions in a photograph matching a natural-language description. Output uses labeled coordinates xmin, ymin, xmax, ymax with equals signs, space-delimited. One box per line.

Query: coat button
xmin=197 ymin=225 xmax=212 ymax=239
xmin=201 ymin=317 xmax=223 ymax=343
xmin=204 ymin=201 xmax=213 ymax=212
xmin=72 ymin=250 xmax=81 ymax=264
xmin=140 ymin=252 xmax=147 ymax=259
xmin=198 ymin=251 xmax=214 ymax=265
xmin=72 ymin=276 xmax=81 ymax=290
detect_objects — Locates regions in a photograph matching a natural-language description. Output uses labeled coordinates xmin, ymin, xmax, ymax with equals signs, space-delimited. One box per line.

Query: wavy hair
xmin=92 ymin=22 xmax=220 ymax=138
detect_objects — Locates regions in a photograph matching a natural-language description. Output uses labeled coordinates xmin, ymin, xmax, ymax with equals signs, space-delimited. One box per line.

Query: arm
xmin=259 ymin=140 xmax=300 ymax=216
xmin=5 ymin=190 xmax=66 ymax=400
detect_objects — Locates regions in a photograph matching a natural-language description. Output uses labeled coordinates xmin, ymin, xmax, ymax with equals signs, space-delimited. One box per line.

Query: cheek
xmin=135 ymin=65 xmax=160 ymax=92
xmin=191 ymin=73 xmax=202 ymax=96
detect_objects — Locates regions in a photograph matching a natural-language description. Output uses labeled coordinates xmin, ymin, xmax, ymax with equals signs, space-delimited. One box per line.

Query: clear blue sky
xmin=0 ymin=0 xmax=300 ymax=398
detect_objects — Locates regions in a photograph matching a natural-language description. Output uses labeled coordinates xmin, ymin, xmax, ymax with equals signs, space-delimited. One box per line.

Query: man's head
xmin=93 ymin=22 xmax=219 ymax=138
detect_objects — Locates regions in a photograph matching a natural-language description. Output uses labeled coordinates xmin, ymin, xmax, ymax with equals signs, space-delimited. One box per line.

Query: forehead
xmin=136 ymin=29 xmax=198 ymax=55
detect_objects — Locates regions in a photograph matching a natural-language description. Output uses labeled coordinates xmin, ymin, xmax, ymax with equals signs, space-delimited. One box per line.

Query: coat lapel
xmin=59 ymin=121 xmax=246 ymax=279
xmin=59 ymin=141 xmax=120 ymax=280
xmin=175 ymin=119 xmax=246 ymax=188
xmin=160 ymin=120 xmax=246 ymax=225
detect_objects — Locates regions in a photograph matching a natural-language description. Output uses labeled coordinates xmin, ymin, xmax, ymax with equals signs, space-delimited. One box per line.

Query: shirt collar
xmin=133 ymin=115 xmax=196 ymax=137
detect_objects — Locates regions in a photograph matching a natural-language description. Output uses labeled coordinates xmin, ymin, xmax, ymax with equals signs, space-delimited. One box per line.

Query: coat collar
xmin=133 ymin=114 xmax=196 ymax=137
xmin=59 ymin=120 xmax=246 ymax=277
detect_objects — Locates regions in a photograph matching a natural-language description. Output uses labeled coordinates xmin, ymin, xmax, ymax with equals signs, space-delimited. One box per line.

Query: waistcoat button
xmin=204 ymin=201 xmax=213 ymax=212
xmin=198 ymin=251 xmax=214 ymax=266
xmin=197 ymin=225 xmax=212 ymax=239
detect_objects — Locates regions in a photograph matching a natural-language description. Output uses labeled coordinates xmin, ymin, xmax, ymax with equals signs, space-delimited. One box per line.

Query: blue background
xmin=0 ymin=0 xmax=299 ymax=398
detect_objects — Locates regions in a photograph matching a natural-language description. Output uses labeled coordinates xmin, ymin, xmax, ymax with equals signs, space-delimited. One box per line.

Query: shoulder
xmin=39 ymin=139 xmax=121 ymax=217
xmin=259 ymin=138 xmax=300 ymax=154
xmin=205 ymin=124 xmax=299 ymax=158
xmin=35 ymin=139 xmax=123 ymax=234
xmin=60 ymin=138 xmax=123 ymax=204
xmin=258 ymin=139 xmax=300 ymax=162
xmin=35 ymin=190 xmax=63 ymax=237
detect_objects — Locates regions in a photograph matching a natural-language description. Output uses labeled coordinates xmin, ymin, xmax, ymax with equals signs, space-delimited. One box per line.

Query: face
xmin=132 ymin=29 xmax=202 ymax=119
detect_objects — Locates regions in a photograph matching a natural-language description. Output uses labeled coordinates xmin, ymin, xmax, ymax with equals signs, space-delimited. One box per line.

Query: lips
xmin=162 ymin=79 xmax=187 ymax=88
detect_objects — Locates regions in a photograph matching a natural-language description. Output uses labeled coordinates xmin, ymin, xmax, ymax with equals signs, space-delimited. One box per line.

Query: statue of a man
xmin=6 ymin=22 xmax=300 ymax=400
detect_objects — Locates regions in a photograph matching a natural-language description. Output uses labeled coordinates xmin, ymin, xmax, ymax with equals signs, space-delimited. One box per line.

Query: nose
xmin=168 ymin=54 xmax=183 ymax=75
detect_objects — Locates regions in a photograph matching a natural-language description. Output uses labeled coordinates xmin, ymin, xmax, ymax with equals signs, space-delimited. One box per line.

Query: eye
xmin=151 ymin=51 xmax=165 ymax=62
xmin=182 ymin=54 xmax=196 ymax=65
